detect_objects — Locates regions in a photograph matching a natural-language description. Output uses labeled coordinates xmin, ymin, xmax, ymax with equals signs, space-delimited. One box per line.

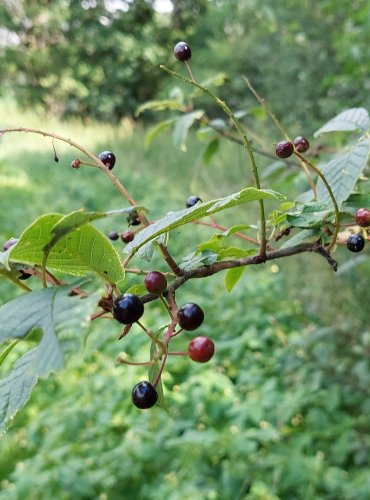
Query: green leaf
xmin=280 ymin=229 xmax=320 ymax=248
xmin=144 ymin=119 xmax=177 ymax=149
xmin=126 ymin=284 xmax=147 ymax=296
xmin=217 ymin=247 xmax=256 ymax=260
xmin=0 ymin=339 xmax=20 ymax=368
xmin=314 ymin=108 xmax=370 ymax=136
xmin=125 ymin=187 xmax=285 ymax=255
xmin=197 ymin=234 xmax=227 ymax=254
xmin=10 ymin=213 xmax=125 ymax=284
xmin=148 ymin=331 xmax=168 ymax=413
xmin=0 ymin=280 xmax=97 ymax=432
xmin=180 ymin=251 xmax=218 ymax=271
xmin=225 ymin=266 xmax=247 ymax=291
xmin=135 ymin=99 xmax=183 ymax=117
xmin=173 ymin=110 xmax=204 ymax=152
xmin=286 ymin=203 xmax=333 ymax=228
xmin=316 ymin=139 xmax=370 ymax=209
xmin=202 ymin=139 xmax=219 ymax=165
xmin=342 ymin=193 xmax=370 ymax=211
xmin=220 ymin=224 xmax=257 ymax=236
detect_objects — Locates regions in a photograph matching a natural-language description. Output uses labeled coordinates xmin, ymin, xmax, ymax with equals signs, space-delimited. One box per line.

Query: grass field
xmin=1 ymin=101 xmax=370 ymax=499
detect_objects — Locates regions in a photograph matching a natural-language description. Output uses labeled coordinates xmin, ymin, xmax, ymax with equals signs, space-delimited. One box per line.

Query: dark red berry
xmin=3 ymin=237 xmax=17 ymax=252
xmin=127 ymin=212 xmax=141 ymax=226
xmin=174 ymin=41 xmax=191 ymax=62
xmin=293 ymin=136 xmax=310 ymax=153
xmin=98 ymin=151 xmax=116 ymax=170
xmin=112 ymin=293 xmax=144 ymax=324
xmin=188 ymin=336 xmax=215 ymax=363
xmin=108 ymin=231 xmax=119 ymax=241
xmin=144 ymin=271 xmax=167 ymax=294
xmin=275 ymin=141 xmax=294 ymax=158
xmin=186 ymin=196 xmax=202 ymax=208
xmin=346 ymin=233 xmax=365 ymax=253
xmin=121 ymin=230 xmax=135 ymax=243
xmin=177 ymin=303 xmax=204 ymax=331
xmin=131 ymin=381 xmax=158 ymax=409
xmin=355 ymin=208 xmax=370 ymax=228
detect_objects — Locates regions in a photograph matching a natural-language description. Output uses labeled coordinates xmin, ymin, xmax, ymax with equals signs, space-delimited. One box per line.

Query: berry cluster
xmin=111 ymin=269 xmax=214 ymax=410
xmin=346 ymin=208 xmax=370 ymax=253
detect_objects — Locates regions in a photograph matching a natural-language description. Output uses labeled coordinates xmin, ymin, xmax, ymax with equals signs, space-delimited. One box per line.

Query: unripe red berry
xmin=121 ymin=230 xmax=135 ymax=243
xmin=355 ymin=208 xmax=370 ymax=227
xmin=293 ymin=136 xmax=310 ymax=153
xmin=275 ymin=141 xmax=294 ymax=158
xmin=144 ymin=271 xmax=167 ymax=294
xmin=174 ymin=41 xmax=191 ymax=62
xmin=188 ymin=336 xmax=215 ymax=363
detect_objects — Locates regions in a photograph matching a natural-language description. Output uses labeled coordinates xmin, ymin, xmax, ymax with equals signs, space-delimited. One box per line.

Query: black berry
xmin=98 ymin=151 xmax=116 ymax=170
xmin=174 ymin=41 xmax=191 ymax=62
xmin=293 ymin=136 xmax=310 ymax=153
xmin=3 ymin=237 xmax=17 ymax=251
xmin=275 ymin=141 xmax=294 ymax=159
xmin=355 ymin=208 xmax=370 ymax=228
xmin=121 ymin=230 xmax=135 ymax=243
xmin=188 ymin=336 xmax=215 ymax=363
xmin=127 ymin=212 xmax=141 ymax=226
xmin=131 ymin=381 xmax=158 ymax=409
xmin=108 ymin=231 xmax=119 ymax=241
xmin=144 ymin=271 xmax=167 ymax=294
xmin=346 ymin=233 xmax=365 ymax=253
xmin=186 ymin=196 xmax=202 ymax=208
xmin=112 ymin=293 xmax=144 ymax=324
xmin=177 ymin=303 xmax=204 ymax=331
xmin=18 ymin=269 xmax=32 ymax=280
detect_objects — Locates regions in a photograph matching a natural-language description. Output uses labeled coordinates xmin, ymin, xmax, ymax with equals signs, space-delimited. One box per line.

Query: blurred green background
xmin=1 ymin=1 xmax=370 ymax=499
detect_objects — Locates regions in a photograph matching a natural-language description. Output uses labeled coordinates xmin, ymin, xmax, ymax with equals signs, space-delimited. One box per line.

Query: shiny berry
xmin=275 ymin=141 xmax=294 ymax=158
xmin=346 ymin=234 xmax=365 ymax=253
xmin=293 ymin=136 xmax=310 ymax=153
xmin=177 ymin=303 xmax=204 ymax=331
xmin=355 ymin=208 xmax=370 ymax=228
xmin=108 ymin=231 xmax=119 ymax=241
xmin=98 ymin=151 xmax=116 ymax=170
xmin=3 ymin=237 xmax=17 ymax=251
xmin=112 ymin=293 xmax=144 ymax=324
xmin=174 ymin=41 xmax=191 ymax=62
xmin=144 ymin=271 xmax=167 ymax=294
xmin=186 ymin=196 xmax=202 ymax=208
xmin=188 ymin=336 xmax=215 ymax=363
xmin=131 ymin=381 xmax=158 ymax=409
xmin=121 ymin=230 xmax=135 ymax=243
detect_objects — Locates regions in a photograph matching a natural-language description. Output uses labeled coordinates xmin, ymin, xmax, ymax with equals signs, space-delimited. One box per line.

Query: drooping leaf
xmin=221 ymin=224 xmax=256 ymax=236
xmin=316 ymin=139 xmax=370 ymax=208
xmin=202 ymin=139 xmax=220 ymax=165
xmin=286 ymin=203 xmax=333 ymax=228
xmin=10 ymin=213 xmax=125 ymax=284
xmin=314 ymin=108 xmax=370 ymax=136
xmin=180 ymin=251 xmax=218 ymax=272
xmin=225 ymin=266 xmax=247 ymax=291
xmin=173 ymin=110 xmax=204 ymax=151
xmin=135 ymin=99 xmax=183 ymax=117
xmin=144 ymin=119 xmax=177 ymax=149
xmin=0 ymin=280 xmax=97 ymax=432
xmin=125 ymin=187 xmax=285 ymax=255
xmin=280 ymin=229 xmax=321 ymax=249
xmin=342 ymin=193 xmax=370 ymax=211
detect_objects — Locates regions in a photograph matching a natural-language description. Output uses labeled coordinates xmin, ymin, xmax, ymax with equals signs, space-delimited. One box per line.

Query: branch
xmin=140 ymin=241 xmax=337 ymax=305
